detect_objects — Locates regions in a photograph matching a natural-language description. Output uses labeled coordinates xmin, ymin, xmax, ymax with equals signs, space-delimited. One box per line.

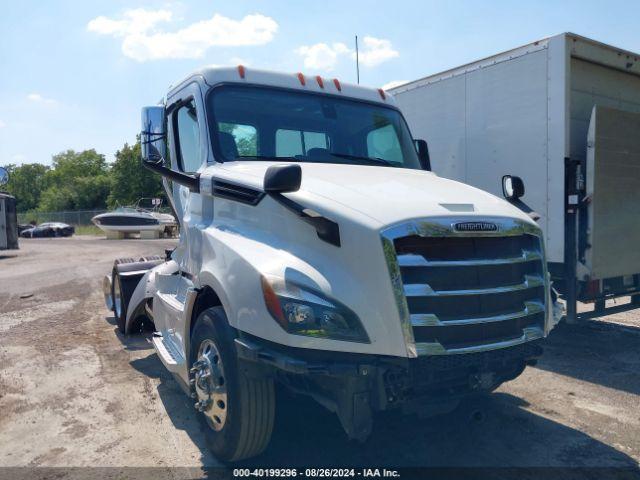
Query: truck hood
xmin=216 ymin=161 xmax=535 ymax=227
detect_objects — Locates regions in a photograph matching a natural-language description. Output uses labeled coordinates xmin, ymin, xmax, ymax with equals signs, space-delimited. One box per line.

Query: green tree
xmin=3 ymin=163 xmax=50 ymax=212
xmin=107 ymin=141 xmax=164 ymax=208
xmin=38 ymin=185 xmax=78 ymax=211
xmin=4 ymin=144 xmax=166 ymax=215
xmin=39 ymin=149 xmax=111 ymax=211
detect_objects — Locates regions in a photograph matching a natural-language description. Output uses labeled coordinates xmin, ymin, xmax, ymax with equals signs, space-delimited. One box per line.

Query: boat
xmin=91 ymin=199 xmax=177 ymax=236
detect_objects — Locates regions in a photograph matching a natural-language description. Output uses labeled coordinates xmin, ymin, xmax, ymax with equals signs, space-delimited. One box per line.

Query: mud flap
xmin=334 ymin=378 xmax=373 ymax=442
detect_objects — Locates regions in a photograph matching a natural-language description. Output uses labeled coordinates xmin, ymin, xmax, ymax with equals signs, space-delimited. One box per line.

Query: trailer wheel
xmin=110 ymin=267 xmax=139 ymax=334
xmin=111 ymin=270 xmax=128 ymax=333
xmin=190 ymin=307 xmax=275 ymax=462
xmin=109 ymin=256 xmax=163 ymax=334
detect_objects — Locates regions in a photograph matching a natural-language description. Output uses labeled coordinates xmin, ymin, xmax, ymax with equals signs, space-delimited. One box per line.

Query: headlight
xmin=260 ymin=275 xmax=369 ymax=343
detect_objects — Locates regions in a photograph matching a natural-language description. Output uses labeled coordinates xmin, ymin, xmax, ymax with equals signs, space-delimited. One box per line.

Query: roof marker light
xmin=237 ymin=65 xmax=246 ymax=79
xmin=297 ymin=72 xmax=306 ymax=86
xmin=333 ymin=78 xmax=341 ymax=91
xmin=378 ymin=88 xmax=386 ymax=100
xmin=316 ymin=76 xmax=324 ymax=88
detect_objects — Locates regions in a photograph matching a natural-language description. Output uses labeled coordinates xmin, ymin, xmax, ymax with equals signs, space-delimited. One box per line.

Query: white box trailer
xmin=0 ymin=192 xmax=19 ymax=250
xmin=0 ymin=168 xmax=18 ymax=251
xmin=391 ymin=32 xmax=640 ymax=321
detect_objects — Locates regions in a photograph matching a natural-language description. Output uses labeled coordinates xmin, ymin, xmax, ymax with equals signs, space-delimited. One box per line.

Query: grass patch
xmin=74 ymin=225 xmax=104 ymax=236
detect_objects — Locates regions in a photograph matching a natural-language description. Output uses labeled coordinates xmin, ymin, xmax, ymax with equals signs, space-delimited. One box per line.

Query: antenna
xmin=355 ymin=35 xmax=360 ymax=84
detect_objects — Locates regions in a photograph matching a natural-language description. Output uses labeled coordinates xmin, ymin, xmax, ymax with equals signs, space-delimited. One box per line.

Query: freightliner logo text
xmin=454 ymin=221 xmax=499 ymax=232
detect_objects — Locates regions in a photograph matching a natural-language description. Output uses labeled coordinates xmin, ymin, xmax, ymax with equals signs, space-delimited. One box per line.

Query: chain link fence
xmin=17 ymin=209 xmax=108 ymax=226
xmin=17 ymin=207 xmax=175 ymax=227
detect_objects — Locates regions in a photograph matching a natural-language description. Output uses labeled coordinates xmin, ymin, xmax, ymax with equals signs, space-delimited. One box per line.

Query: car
xmin=18 ymin=224 xmax=34 ymax=234
xmin=20 ymin=222 xmax=74 ymax=238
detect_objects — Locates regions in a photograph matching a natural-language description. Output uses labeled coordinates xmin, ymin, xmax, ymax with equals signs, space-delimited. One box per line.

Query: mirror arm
xmin=508 ymin=198 xmax=541 ymax=222
xmin=268 ymin=192 xmax=341 ymax=247
xmin=142 ymin=160 xmax=200 ymax=193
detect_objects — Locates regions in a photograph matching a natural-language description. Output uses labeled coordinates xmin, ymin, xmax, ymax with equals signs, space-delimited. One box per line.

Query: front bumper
xmin=235 ymin=335 xmax=543 ymax=440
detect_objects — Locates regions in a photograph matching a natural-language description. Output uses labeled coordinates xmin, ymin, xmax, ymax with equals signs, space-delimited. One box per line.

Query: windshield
xmin=207 ymin=85 xmax=421 ymax=169
xmin=115 ymin=207 xmax=142 ymax=214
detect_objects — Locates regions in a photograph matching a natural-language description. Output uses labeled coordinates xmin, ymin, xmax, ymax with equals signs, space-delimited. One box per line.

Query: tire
xmin=190 ymin=307 xmax=275 ymax=462
xmin=111 ymin=268 xmax=140 ymax=334
xmin=111 ymin=269 xmax=128 ymax=333
xmin=110 ymin=257 xmax=162 ymax=334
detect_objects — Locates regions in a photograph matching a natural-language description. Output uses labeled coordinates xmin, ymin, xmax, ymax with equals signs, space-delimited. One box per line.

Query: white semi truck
xmin=103 ymin=66 xmax=559 ymax=461
xmin=391 ymin=32 xmax=640 ymax=322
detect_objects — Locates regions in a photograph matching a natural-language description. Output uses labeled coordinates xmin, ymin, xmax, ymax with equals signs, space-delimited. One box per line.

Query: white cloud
xmin=27 ymin=93 xmax=58 ymax=105
xmin=381 ymin=80 xmax=408 ymax=91
xmin=295 ymin=42 xmax=350 ymax=71
xmin=0 ymin=120 xmax=5 ymax=128
xmin=357 ymin=36 xmax=399 ymax=67
xmin=88 ymin=9 xmax=278 ymax=62
xmin=87 ymin=8 xmax=172 ymax=36
xmin=296 ymin=36 xmax=398 ymax=72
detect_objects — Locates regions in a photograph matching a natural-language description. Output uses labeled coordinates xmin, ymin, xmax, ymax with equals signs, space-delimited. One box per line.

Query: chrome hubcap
xmin=191 ymin=339 xmax=228 ymax=431
xmin=103 ymin=275 xmax=113 ymax=311
xmin=113 ymin=276 xmax=122 ymax=318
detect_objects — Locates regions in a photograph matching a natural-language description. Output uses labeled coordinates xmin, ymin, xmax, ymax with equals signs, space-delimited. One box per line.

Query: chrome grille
xmin=382 ymin=218 xmax=548 ymax=356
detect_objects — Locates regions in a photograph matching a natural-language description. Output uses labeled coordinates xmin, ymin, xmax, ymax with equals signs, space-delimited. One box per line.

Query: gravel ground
xmin=1 ymin=237 xmax=639 ymax=477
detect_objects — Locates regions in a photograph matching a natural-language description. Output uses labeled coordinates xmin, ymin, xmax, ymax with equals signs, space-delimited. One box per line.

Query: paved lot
xmin=1 ymin=237 xmax=640 ymax=475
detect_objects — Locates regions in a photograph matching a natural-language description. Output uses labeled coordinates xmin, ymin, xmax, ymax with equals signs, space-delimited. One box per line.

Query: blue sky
xmin=1 ymin=0 xmax=639 ymax=166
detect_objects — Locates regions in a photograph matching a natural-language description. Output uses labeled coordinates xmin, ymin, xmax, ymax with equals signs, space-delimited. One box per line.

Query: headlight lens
xmin=261 ymin=275 xmax=369 ymax=343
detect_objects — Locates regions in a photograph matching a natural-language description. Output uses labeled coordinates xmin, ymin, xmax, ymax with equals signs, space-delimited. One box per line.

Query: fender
xmin=195 ymin=224 xmax=334 ymax=348
xmin=126 ymin=260 xmax=179 ymax=333
xmin=185 ymin=271 xmax=233 ymax=364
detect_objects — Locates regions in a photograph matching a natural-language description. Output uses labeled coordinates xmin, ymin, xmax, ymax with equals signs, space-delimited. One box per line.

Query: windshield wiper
xmin=234 ymin=154 xmax=397 ymax=167
xmin=327 ymin=153 xmax=398 ymax=167
xmin=234 ymin=155 xmax=299 ymax=162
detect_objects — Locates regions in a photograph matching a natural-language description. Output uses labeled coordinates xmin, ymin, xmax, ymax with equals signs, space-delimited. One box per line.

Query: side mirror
xmin=0 ymin=166 xmax=8 ymax=186
xmin=141 ymin=106 xmax=166 ymax=164
xmin=264 ymin=164 xmax=302 ymax=193
xmin=414 ymin=139 xmax=431 ymax=171
xmin=140 ymin=105 xmax=200 ymax=192
xmin=502 ymin=175 xmax=525 ymax=200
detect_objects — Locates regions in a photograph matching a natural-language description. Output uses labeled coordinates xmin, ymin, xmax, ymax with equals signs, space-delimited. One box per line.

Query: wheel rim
xmin=193 ymin=339 xmax=228 ymax=431
xmin=113 ymin=275 xmax=123 ymax=318
xmin=103 ymin=275 xmax=114 ymax=311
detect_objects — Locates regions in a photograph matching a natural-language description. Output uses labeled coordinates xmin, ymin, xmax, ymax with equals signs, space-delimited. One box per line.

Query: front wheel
xmin=190 ymin=307 xmax=275 ymax=462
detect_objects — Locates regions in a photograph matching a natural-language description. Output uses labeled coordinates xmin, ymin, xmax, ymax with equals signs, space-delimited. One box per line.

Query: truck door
xmin=153 ymin=82 xmax=208 ymax=359
xmin=585 ymin=105 xmax=640 ymax=280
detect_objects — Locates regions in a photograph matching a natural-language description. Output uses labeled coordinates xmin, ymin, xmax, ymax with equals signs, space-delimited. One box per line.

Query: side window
xmin=218 ymin=122 xmax=257 ymax=159
xmin=275 ymin=129 xmax=329 ymax=157
xmin=175 ymin=100 xmax=201 ymax=172
xmin=366 ymin=124 xmax=402 ymax=163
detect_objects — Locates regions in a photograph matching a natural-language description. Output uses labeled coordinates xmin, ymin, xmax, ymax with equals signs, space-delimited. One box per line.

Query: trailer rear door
xmin=0 ymin=197 xmax=7 ymax=249
xmin=585 ymin=105 xmax=640 ymax=279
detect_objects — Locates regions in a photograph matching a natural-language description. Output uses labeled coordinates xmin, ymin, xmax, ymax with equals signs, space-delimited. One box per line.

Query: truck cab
xmin=105 ymin=66 xmax=556 ymax=461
